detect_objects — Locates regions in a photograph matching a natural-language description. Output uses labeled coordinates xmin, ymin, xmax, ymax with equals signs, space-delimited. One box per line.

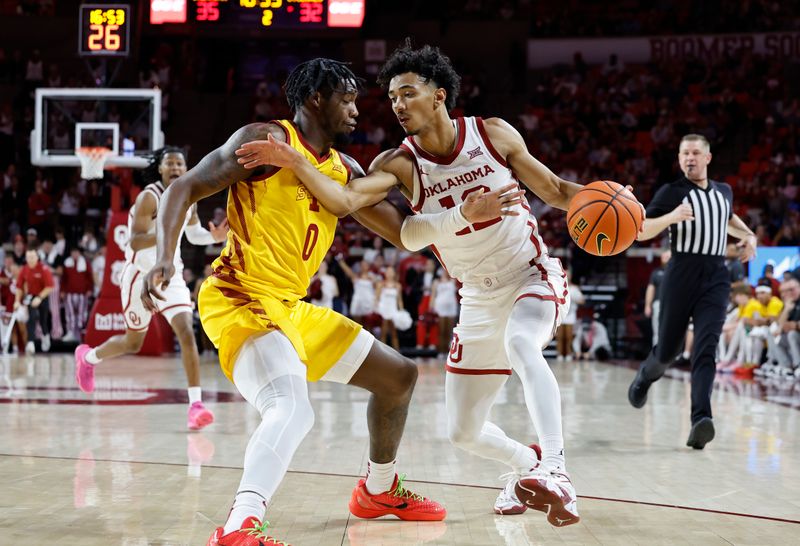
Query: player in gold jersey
xmin=140 ymin=59 xmax=509 ymax=546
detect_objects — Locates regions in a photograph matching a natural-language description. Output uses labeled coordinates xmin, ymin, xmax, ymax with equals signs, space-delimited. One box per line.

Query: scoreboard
xmin=151 ymin=0 xmax=365 ymax=29
xmin=79 ymin=4 xmax=131 ymax=57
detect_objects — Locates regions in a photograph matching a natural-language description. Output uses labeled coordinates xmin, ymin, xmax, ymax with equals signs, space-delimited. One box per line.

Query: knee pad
xmin=254 ymin=374 xmax=315 ymax=435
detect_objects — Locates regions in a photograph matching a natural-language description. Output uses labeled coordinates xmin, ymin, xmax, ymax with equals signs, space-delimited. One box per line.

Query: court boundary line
xmin=2 ymin=452 xmax=798 ymax=526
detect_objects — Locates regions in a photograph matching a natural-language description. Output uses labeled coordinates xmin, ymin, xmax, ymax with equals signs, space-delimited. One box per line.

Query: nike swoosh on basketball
xmin=596 ymin=233 xmax=610 ymax=254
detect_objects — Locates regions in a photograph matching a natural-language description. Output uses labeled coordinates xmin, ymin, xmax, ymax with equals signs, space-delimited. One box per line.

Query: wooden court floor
xmin=0 ymin=353 xmax=798 ymax=545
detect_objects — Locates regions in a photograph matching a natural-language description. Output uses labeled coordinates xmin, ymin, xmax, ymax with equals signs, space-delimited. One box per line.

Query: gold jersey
xmin=199 ymin=119 xmax=361 ymax=381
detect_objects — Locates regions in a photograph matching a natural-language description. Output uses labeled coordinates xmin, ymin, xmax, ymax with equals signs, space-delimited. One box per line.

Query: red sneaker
xmin=349 ymin=474 xmax=446 ymax=521
xmin=206 ymin=517 xmax=289 ymax=546
xmin=74 ymin=344 xmax=95 ymax=393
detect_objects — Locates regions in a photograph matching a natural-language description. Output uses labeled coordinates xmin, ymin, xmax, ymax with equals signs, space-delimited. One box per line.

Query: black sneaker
xmin=627 ymin=365 xmax=652 ymax=409
xmin=686 ymin=417 xmax=715 ymax=450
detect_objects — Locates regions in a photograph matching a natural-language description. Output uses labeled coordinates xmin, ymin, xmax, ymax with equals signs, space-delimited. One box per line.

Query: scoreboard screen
xmin=79 ymin=4 xmax=131 ymax=57
xmin=151 ymin=0 xmax=365 ymax=29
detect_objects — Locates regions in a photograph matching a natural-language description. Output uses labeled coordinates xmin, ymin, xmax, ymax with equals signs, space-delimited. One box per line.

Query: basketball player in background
xmin=74 ymin=147 xmax=227 ymax=431
xmin=235 ymin=43 xmax=586 ymax=526
xmin=141 ymin=59 xmax=513 ymax=546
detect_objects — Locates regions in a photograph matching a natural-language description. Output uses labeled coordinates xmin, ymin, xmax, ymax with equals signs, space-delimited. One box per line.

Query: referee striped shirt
xmin=646 ymin=177 xmax=733 ymax=258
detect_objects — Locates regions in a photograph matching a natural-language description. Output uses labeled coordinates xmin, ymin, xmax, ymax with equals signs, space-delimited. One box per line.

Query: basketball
xmin=567 ymin=181 xmax=644 ymax=256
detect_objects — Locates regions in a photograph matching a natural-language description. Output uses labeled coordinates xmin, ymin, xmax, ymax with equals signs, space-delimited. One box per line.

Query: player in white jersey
xmin=73 ymin=147 xmax=228 ymax=430
xmin=234 ymin=43 xmax=584 ymax=526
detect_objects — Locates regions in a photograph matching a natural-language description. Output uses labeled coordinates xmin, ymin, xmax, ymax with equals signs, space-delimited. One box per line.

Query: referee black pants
xmin=640 ymin=256 xmax=730 ymax=424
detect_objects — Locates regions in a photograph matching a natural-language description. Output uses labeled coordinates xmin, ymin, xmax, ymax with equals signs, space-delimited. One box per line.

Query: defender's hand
xmin=208 ymin=218 xmax=229 ymax=243
xmin=235 ymin=134 xmax=303 ymax=170
xmin=462 ymin=182 xmax=525 ymax=224
xmin=142 ymin=261 xmax=175 ymax=313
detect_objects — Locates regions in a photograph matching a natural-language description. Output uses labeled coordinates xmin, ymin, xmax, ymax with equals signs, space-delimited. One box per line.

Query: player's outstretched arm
xmin=482 ymin=117 xmax=583 ymax=211
xmin=141 ymin=123 xmax=279 ymax=311
xmin=236 ymin=135 xmax=399 ymax=217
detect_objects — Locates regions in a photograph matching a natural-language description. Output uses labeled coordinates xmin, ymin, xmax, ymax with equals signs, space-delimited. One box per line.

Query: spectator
xmin=14 ymin=247 xmax=54 ymax=354
xmin=644 ymin=250 xmax=670 ymax=348
xmin=415 ymin=258 xmax=439 ymax=351
xmin=310 ymin=259 xmax=339 ymax=310
xmin=764 ymin=277 xmax=800 ymax=378
xmin=724 ymin=243 xmax=745 ymax=283
xmin=24 ymin=49 xmax=43 ymax=88
xmin=27 ymin=177 xmax=53 ymax=240
xmin=10 ymin=235 xmax=26 ymax=265
xmin=337 ymin=257 xmax=375 ymax=326
xmin=739 ymin=280 xmax=784 ymax=369
xmin=91 ymin=245 xmax=105 ymax=296
xmin=573 ymin=315 xmax=612 ymax=361
xmin=431 ymin=268 xmax=458 ymax=358
xmin=556 ymin=270 xmax=586 ymax=361
xmin=375 ymin=266 xmax=402 ymax=350
xmin=61 ymin=246 xmax=94 ymax=342
xmin=0 ymin=255 xmax=26 ymax=354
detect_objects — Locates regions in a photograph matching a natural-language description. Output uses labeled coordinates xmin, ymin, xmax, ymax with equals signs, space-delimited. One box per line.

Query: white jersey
xmin=124 ymin=181 xmax=191 ymax=273
xmin=402 ymin=117 xmax=548 ymax=297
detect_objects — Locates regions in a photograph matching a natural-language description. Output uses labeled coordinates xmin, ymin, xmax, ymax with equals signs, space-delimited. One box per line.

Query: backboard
xmin=30 ymin=87 xmax=163 ymax=171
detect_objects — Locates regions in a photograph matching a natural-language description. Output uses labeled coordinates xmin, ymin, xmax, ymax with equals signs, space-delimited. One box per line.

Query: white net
xmin=76 ymin=147 xmax=112 ymax=179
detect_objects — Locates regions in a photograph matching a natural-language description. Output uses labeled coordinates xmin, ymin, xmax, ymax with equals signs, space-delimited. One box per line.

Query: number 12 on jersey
xmin=438 ymin=185 xmax=502 ymax=236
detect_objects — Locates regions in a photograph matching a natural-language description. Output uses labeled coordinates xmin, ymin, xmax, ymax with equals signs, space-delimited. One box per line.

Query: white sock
xmin=223 ymin=491 xmax=267 ymax=535
xmin=188 ymin=386 xmax=202 ymax=405
xmin=365 ymin=460 xmax=396 ymax=494
xmin=682 ymin=351 xmax=690 ymax=360
xmin=510 ymin=443 xmax=539 ymax=474
xmin=86 ymin=348 xmax=101 ymax=365
xmin=540 ymin=435 xmax=565 ymax=473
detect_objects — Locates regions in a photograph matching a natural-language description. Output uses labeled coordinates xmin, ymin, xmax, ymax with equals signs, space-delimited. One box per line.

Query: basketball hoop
xmin=76 ymin=146 xmax=113 ymax=179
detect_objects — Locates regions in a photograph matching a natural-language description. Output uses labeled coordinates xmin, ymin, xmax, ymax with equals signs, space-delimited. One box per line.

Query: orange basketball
xmin=566 ymin=181 xmax=644 ymax=256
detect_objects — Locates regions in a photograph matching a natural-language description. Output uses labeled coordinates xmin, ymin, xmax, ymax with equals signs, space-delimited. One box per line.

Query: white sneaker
xmin=565 ymin=355 xmax=573 ymax=362
xmin=556 ymin=355 xmax=565 ymax=363
xmin=25 ymin=341 xmax=35 ymax=355
xmin=494 ymin=444 xmax=542 ymax=515
xmin=41 ymin=334 xmax=51 ymax=352
xmin=495 ymin=472 xmax=527 ymax=515
xmin=61 ymin=332 xmax=78 ymax=342
xmin=516 ymin=470 xmax=580 ymax=527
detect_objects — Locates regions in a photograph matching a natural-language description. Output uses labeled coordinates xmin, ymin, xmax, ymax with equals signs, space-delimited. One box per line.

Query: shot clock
xmin=79 ymin=4 xmax=131 ymax=57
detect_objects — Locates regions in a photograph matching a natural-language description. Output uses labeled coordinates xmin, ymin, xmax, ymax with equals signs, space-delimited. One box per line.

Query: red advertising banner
xmin=84 ymin=211 xmax=173 ymax=354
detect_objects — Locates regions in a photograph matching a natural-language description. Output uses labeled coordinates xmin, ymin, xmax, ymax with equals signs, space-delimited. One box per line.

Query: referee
xmin=628 ymin=134 xmax=757 ymax=449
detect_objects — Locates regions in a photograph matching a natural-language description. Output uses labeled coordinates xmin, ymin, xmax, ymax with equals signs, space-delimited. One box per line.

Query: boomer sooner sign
xmin=528 ymin=32 xmax=800 ymax=68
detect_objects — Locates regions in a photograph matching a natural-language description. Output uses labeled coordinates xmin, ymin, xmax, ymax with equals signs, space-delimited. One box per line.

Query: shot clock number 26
xmin=78 ymin=4 xmax=131 ymax=57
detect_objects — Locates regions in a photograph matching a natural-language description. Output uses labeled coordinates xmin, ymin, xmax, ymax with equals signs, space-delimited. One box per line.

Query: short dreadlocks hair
xmin=377 ymin=41 xmax=461 ymax=111
xmin=142 ymin=146 xmax=186 ymax=185
xmin=283 ymin=58 xmax=364 ymax=112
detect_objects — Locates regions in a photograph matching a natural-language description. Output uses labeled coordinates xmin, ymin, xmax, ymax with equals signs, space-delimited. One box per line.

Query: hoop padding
xmin=76 ymin=147 xmax=112 ymax=179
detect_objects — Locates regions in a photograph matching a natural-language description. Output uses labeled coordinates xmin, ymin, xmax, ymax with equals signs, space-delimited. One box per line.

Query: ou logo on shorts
xmin=128 ymin=311 xmax=141 ymax=327
xmin=449 ymin=334 xmax=463 ymax=363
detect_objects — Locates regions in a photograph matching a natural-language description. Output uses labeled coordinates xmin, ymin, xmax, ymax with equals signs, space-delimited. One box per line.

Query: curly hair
xmin=377 ymin=40 xmax=461 ymax=110
xmin=142 ymin=146 xmax=186 ymax=185
xmin=284 ymin=58 xmax=364 ymax=112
